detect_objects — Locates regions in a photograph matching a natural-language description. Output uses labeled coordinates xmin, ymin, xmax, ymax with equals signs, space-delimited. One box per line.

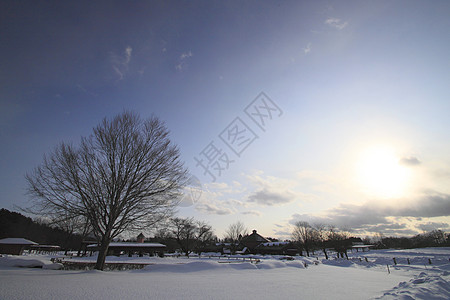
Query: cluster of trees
xmin=369 ymin=230 xmax=450 ymax=249
xmin=0 ymin=208 xmax=84 ymax=250
xmin=155 ymin=217 xmax=215 ymax=256
xmin=292 ymin=221 xmax=355 ymax=259
xmin=223 ymin=221 xmax=248 ymax=254
xmin=291 ymin=221 xmax=450 ymax=258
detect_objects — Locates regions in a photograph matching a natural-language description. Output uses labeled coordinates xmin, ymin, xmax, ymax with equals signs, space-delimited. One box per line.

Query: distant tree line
xmin=0 ymin=208 xmax=83 ymax=250
xmin=291 ymin=221 xmax=450 ymax=259
xmin=148 ymin=217 xmax=217 ymax=255
xmin=367 ymin=230 xmax=450 ymax=249
xmin=291 ymin=221 xmax=356 ymax=259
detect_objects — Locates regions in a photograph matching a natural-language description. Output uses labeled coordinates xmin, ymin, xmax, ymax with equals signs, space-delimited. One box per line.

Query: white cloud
xmin=303 ymin=43 xmax=312 ymax=54
xmin=124 ymin=46 xmax=132 ymax=63
xmin=248 ymin=188 xmax=296 ymax=206
xmin=325 ymin=18 xmax=348 ymax=30
xmin=245 ymin=172 xmax=305 ymax=206
xmin=417 ymin=222 xmax=450 ymax=232
xmin=196 ymin=203 xmax=235 ymax=215
xmin=176 ymin=51 xmax=193 ymax=71
xmin=224 ymin=199 xmax=249 ymax=208
xmin=76 ymin=84 xmax=98 ymax=97
xmin=180 ymin=51 xmax=193 ymax=60
xmin=399 ymin=156 xmax=421 ymax=166
xmin=110 ymin=46 xmax=133 ymax=81
xmin=189 ymin=180 xmax=244 ymax=214
xmin=241 ymin=210 xmax=262 ymax=216
xmin=289 ymin=191 xmax=450 ymax=235
xmin=272 ymin=230 xmax=292 ymax=238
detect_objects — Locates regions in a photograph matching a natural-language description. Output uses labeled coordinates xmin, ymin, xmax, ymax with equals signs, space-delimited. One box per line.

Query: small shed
xmin=0 ymin=238 xmax=38 ymax=255
xmin=137 ymin=233 xmax=145 ymax=243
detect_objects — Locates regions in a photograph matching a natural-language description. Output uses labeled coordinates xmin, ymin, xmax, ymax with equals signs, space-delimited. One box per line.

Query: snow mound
xmin=0 ymin=255 xmax=63 ymax=270
xmin=374 ymin=271 xmax=450 ymax=300
xmin=142 ymin=261 xmax=223 ymax=272
xmin=140 ymin=259 xmax=311 ymax=272
xmin=255 ymin=260 xmax=308 ymax=269
xmin=321 ymin=258 xmax=375 ymax=268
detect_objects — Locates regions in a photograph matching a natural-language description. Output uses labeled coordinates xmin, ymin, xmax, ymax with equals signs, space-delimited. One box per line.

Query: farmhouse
xmin=0 ymin=238 xmax=38 ymax=255
xmin=240 ymin=230 xmax=269 ymax=252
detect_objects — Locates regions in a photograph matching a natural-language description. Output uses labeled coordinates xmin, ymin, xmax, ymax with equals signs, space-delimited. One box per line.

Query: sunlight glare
xmin=356 ymin=146 xmax=411 ymax=198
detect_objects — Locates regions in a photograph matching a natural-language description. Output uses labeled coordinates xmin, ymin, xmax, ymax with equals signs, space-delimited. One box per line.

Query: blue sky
xmin=1 ymin=0 xmax=449 ymax=240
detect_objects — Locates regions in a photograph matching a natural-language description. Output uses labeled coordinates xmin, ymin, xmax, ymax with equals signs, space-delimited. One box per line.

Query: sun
xmin=355 ymin=145 xmax=411 ymax=198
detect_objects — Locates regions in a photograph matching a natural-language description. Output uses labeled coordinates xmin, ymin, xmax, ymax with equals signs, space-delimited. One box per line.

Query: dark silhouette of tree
xmin=326 ymin=226 xmax=351 ymax=258
xmin=224 ymin=221 xmax=248 ymax=254
xmin=170 ymin=217 xmax=213 ymax=256
xmin=312 ymin=223 xmax=329 ymax=259
xmin=48 ymin=212 xmax=92 ymax=255
xmin=292 ymin=221 xmax=315 ymax=257
xmin=0 ymin=208 xmax=83 ymax=249
xmin=26 ymin=112 xmax=187 ymax=270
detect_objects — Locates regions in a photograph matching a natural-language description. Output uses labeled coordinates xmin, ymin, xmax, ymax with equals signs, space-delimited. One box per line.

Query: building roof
xmin=0 ymin=238 xmax=38 ymax=245
xmin=242 ymin=230 xmax=269 ymax=243
xmin=30 ymin=245 xmax=61 ymax=249
xmin=259 ymin=242 xmax=290 ymax=247
xmin=87 ymin=242 xmax=166 ymax=249
xmin=352 ymin=244 xmax=374 ymax=248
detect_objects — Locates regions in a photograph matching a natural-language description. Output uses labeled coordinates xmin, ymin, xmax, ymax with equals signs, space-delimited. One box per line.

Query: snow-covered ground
xmin=0 ymin=248 xmax=448 ymax=299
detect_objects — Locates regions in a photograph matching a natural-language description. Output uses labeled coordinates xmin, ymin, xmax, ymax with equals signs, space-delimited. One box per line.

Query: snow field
xmin=0 ymin=247 xmax=449 ymax=299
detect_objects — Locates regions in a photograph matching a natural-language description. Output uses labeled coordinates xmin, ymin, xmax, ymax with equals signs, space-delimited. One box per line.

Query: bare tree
xmin=292 ymin=221 xmax=315 ymax=257
xmin=170 ymin=217 xmax=213 ymax=256
xmin=26 ymin=112 xmax=187 ymax=270
xmin=48 ymin=212 xmax=92 ymax=255
xmin=312 ymin=223 xmax=329 ymax=259
xmin=224 ymin=221 xmax=248 ymax=254
xmin=327 ymin=226 xmax=351 ymax=258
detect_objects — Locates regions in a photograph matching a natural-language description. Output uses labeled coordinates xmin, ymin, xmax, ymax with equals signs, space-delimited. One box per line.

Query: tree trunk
xmin=323 ymin=248 xmax=328 ymax=260
xmin=77 ymin=244 xmax=83 ymax=257
xmin=95 ymin=236 xmax=111 ymax=270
